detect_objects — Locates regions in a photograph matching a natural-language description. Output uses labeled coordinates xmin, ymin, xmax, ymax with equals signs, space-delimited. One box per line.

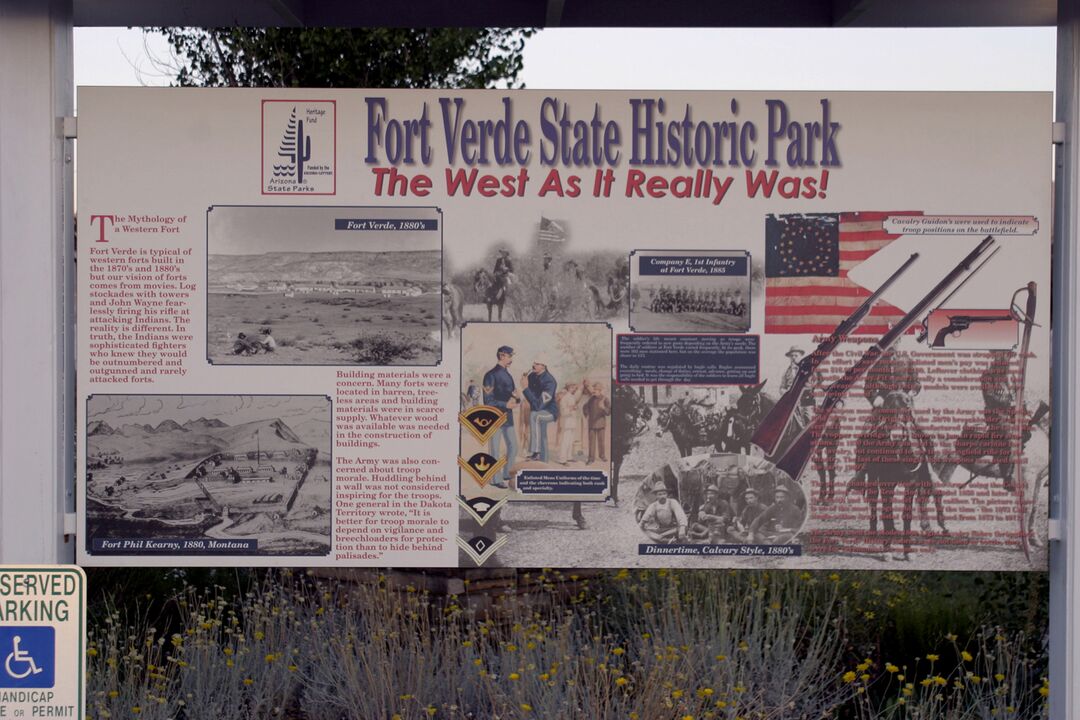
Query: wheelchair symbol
xmin=4 ymin=635 xmax=43 ymax=680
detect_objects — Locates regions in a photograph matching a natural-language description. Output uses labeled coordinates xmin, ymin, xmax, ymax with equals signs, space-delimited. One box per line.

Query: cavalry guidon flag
xmin=765 ymin=211 xmax=921 ymax=335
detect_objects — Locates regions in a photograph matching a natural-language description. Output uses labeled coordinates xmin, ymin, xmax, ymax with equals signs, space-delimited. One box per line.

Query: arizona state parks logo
xmin=458 ymin=405 xmax=507 ymax=443
xmin=261 ymin=99 xmax=336 ymax=195
xmin=457 ymin=453 xmax=507 ymax=488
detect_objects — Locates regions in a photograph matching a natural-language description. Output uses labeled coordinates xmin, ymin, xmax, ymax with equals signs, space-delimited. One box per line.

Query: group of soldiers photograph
xmin=637 ymin=457 xmax=806 ymax=546
xmin=646 ymin=284 xmax=747 ymax=316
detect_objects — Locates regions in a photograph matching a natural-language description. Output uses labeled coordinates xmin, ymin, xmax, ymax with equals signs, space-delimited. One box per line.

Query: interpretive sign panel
xmin=77 ymin=88 xmax=1051 ymax=569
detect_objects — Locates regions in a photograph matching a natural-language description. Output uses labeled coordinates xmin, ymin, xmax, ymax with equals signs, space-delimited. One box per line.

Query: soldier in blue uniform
xmin=483 ymin=345 xmax=521 ymax=489
xmin=523 ymin=356 xmax=559 ymax=462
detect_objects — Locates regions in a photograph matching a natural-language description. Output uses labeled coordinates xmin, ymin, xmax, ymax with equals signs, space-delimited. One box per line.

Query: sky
xmin=73 ymin=27 xmax=1057 ymax=93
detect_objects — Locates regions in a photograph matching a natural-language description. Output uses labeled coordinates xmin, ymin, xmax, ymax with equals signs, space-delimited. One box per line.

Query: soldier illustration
xmin=523 ymin=356 xmax=559 ymax=462
xmin=482 ymin=345 xmax=521 ymax=489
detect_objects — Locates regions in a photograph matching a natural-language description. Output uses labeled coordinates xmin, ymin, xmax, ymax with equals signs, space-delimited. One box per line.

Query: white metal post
xmin=1051 ymin=0 xmax=1080 ymax=717
xmin=0 ymin=0 xmax=74 ymax=563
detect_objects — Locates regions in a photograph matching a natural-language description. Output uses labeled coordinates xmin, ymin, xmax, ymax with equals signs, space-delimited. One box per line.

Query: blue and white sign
xmin=0 ymin=627 xmax=54 ymax=688
xmin=0 ymin=568 xmax=84 ymax=718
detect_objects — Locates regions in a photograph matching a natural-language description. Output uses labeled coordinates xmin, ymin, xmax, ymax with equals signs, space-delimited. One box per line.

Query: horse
xmin=938 ymin=400 xmax=1050 ymax=548
xmin=721 ymin=382 xmax=792 ymax=455
xmin=655 ymin=402 xmax=725 ymax=457
xmin=857 ymin=390 xmax=944 ymax=560
xmin=473 ymin=268 xmax=509 ymax=321
xmin=441 ymin=282 xmax=464 ymax=338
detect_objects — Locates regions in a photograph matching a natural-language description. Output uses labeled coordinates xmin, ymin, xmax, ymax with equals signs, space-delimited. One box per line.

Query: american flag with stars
xmin=538 ymin=216 xmax=568 ymax=244
xmin=765 ymin=211 xmax=921 ymax=335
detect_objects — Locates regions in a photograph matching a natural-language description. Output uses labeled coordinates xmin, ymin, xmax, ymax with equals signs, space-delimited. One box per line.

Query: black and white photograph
xmin=207 ymin=205 xmax=443 ymax=365
xmin=472 ymin=381 xmax=812 ymax=567
xmin=629 ymin=250 xmax=753 ymax=333
xmin=442 ymin=216 xmax=631 ymax=332
xmin=633 ymin=452 xmax=806 ymax=546
xmin=85 ymin=394 xmax=332 ymax=556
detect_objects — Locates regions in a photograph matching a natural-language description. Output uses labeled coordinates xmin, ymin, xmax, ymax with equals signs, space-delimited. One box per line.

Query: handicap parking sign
xmin=0 ymin=626 xmax=55 ymax=689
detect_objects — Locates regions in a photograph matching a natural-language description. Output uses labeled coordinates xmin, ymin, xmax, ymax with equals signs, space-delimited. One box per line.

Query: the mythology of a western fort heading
xmin=76 ymin=88 xmax=1051 ymax=571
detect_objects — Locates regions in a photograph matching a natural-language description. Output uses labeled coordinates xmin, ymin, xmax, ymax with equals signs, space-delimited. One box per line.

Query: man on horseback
xmin=981 ymin=350 xmax=1022 ymax=491
xmin=493 ymin=248 xmax=515 ymax=287
xmin=850 ymin=347 xmax=947 ymax=537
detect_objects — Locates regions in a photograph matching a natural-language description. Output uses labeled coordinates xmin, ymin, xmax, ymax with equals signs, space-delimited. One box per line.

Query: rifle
xmin=774 ymin=236 xmax=997 ymax=483
xmin=915 ymin=245 xmax=1001 ymax=343
xmin=931 ymin=314 xmax=1014 ymax=347
xmin=751 ymin=253 xmax=919 ymax=456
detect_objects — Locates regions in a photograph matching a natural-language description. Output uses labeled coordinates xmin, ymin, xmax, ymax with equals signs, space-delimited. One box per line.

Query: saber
xmin=752 ymin=253 xmax=919 ymax=456
xmin=774 ymin=236 xmax=997 ymax=483
xmin=1013 ymin=282 xmax=1037 ymax=560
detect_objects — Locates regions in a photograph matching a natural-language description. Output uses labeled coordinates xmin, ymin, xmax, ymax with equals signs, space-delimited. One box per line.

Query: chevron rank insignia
xmin=457 ymin=453 xmax=507 ymax=488
xmin=457 ymin=495 xmax=509 ymax=526
xmin=456 ymin=534 xmax=508 ymax=566
xmin=458 ymin=405 xmax=507 ymax=443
